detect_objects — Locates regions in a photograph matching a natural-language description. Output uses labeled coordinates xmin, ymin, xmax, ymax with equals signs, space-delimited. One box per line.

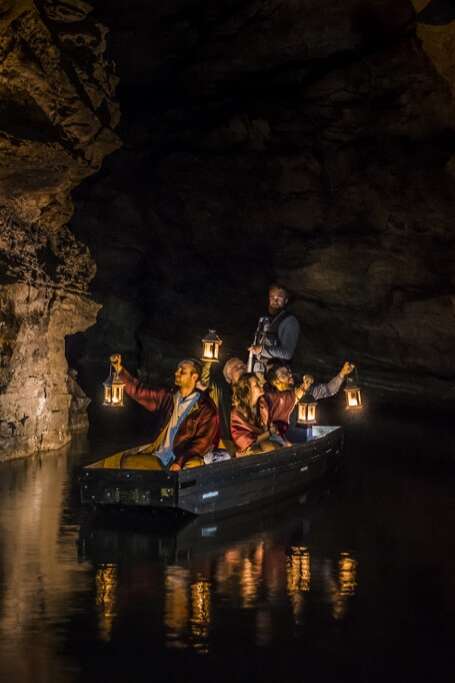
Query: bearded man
xmin=110 ymin=354 xmax=218 ymax=471
xmin=248 ymin=284 xmax=300 ymax=373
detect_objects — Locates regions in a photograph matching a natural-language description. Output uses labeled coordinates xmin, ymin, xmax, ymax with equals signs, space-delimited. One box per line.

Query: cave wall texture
xmin=1 ymin=0 xmax=455 ymax=459
xmin=0 ymin=0 xmax=119 ymax=459
xmin=71 ymin=0 xmax=455 ymax=407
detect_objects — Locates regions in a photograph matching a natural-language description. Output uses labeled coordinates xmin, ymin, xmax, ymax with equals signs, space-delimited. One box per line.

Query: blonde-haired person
xmin=230 ymin=373 xmax=284 ymax=457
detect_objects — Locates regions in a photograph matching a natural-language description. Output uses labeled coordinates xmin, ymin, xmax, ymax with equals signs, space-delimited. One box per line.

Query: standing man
xmin=248 ymin=284 xmax=300 ymax=373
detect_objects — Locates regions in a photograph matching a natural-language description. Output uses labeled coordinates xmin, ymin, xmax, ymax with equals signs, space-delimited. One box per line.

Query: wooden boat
xmin=80 ymin=425 xmax=343 ymax=516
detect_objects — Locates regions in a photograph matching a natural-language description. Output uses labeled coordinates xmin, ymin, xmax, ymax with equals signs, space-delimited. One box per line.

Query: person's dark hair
xmin=232 ymin=373 xmax=259 ymax=425
xmin=179 ymin=358 xmax=202 ymax=378
xmin=265 ymin=361 xmax=291 ymax=385
xmin=268 ymin=283 xmax=289 ymax=297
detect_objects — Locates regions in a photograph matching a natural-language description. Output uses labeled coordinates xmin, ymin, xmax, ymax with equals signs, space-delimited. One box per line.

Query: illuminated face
xmin=248 ymin=376 xmax=264 ymax=405
xmin=175 ymin=362 xmax=198 ymax=391
xmin=230 ymin=361 xmax=247 ymax=385
xmin=268 ymin=287 xmax=288 ymax=315
xmin=274 ymin=366 xmax=294 ymax=390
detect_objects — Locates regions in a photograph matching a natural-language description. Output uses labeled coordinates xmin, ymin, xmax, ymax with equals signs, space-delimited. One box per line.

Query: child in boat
xmin=230 ymin=373 xmax=285 ymax=457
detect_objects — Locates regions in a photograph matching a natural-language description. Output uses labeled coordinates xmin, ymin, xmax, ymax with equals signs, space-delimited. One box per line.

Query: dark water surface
xmin=0 ymin=414 xmax=454 ymax=683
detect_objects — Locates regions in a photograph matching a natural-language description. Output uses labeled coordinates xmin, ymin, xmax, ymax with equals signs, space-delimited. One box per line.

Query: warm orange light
xmin=344 ymin=369 xmax=363 ymax=411
xmin=96 ymin=564 xmax=118 ymax=641
xmin=103 ymin=370 xmax=125 ymax=408
xmin=344 ymin=387 xmax=362 ymax=410
xmin=297 ymin=399 xmax=318 ymax=425
xmin=190 ymin=579 xmax=211 ymax=652
xmin=201 ymin=329 xmax=222 ymax=363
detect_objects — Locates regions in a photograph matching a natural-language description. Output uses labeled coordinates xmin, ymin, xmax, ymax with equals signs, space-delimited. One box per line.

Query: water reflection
xmin=0 ymin=414 xmax=453 ymax=680
xmin=96 ymin=564 xmax=118 ymax=641
xmin=0 ymin=442 xmax=92 ymax=682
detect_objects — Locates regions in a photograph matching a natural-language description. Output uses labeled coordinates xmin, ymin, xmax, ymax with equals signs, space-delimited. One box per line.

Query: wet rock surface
xmin=71 ymin=0 xmax=455 ymax=405
xmin=0 ymin=0 xmax=119 ymax=459
xmin=1 ymin=0 xmax=455 ymax=461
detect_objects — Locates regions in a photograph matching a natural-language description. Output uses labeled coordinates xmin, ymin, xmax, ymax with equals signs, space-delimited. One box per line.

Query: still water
xmin=0 ymin=414 xmax=453 ymax=683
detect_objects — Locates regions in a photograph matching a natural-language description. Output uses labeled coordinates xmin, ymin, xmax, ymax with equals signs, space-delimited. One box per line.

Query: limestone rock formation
xmin=71 ymin=0 xmax=455 ymax=408
xmin=0 ymin=0 xmax=119 ymax=460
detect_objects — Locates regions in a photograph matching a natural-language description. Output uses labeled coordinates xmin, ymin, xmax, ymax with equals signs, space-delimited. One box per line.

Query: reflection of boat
xmin=78 ymin=484 xmax=327 ymax=568
xmin=80 ymin=426 xmax=343 ymax=515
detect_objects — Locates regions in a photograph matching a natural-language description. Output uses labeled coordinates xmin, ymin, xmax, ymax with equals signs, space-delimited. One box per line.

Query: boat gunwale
xmin=83 ymin=426 xmax=343 ymax=484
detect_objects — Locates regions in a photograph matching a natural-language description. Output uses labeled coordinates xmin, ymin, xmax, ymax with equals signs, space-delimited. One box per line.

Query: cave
xmin=0 ymin=0 xmax=454 ymax=460
xmin=0 ymin=0 xmax=455 ymax=458
xmin=1 ymin=2 xmax=455 ymax=680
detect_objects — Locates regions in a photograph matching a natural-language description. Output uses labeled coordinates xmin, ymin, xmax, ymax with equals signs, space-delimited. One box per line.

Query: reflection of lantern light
xmin=297 ymin=393 xmax=318 ymax=426
xmin=344 ymin=368 xmax=362 ymax=411
xmin=338 ymin=552 xmax=357 ymax=595
xmin=164 ymin=566 xmax=189 ymax=649
xmin=190 ymin=579 xmax=211 ymax=653
xmin=286 ymin=546 xmax=311 ymax=626
xmin=287 ymin=546 xmax=311 ymax=594
xmin=103 ymin=367 xmax=125 ymax=408
xmin=201 ymin=329 xmax=222 ymax=363
xmin=329 ymin=551 xmax=358 ymax=621
xmin=95 ymin=564 xmax=118 ymax=641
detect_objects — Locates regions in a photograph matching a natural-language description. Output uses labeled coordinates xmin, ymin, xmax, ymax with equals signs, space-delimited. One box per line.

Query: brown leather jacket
xmin=119 ymin=369 xmax=218 ymax=467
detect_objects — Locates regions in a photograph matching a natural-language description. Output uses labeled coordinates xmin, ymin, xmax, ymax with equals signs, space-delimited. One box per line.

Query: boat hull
xmin=80 ymin=426 xmax=343 ymax=515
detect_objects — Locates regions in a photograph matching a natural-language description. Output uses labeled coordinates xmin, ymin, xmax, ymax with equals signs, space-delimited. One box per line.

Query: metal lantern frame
xmin=201 ymin=329 xmax=222 ymax=363
xmin=344 ymin=367 xmax=362 ymax=411
xmin=297 ymin=391 xmax=318 ymax=426
xmin=103 ymin=365 xmax=125 ymax=408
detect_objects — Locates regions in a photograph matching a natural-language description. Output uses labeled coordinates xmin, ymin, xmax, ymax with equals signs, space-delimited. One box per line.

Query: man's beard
xmin=268 ymin=304 xmax=284 ymax=315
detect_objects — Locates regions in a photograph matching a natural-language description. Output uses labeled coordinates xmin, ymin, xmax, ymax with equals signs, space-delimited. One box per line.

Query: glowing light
xmin=103 ymin=369 xmax=125 ymax=408
xmin=344 ymin=369 xmax=363 ymax=411
xmin=95 ymin=564 xmax=118 ymax=641
xmin=329 ymin=551 xmax=358 ymax=621
xmin=190 ymin=578 xmax=211 ymax=653
xmin=164 ymin=566 xmax=190 ymax=649
xmin=297 ymin=398 xmax=318 ymax=426
xmin=201 ymin=330 xmax=222 ymax=363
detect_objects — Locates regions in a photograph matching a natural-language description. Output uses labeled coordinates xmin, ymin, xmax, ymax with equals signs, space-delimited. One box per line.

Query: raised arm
xmin=110 ymin=354 xmax=169 ymax=413
xmin=310 ymin=361 xmax=354 ymax=400
xmin=118 ymin=368 xmax=169 ymax=412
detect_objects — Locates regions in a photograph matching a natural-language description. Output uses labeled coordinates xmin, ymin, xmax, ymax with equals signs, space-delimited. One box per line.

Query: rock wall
xmin=71 ymin=0 xmax=455 ymax=406
xmin=0 ymin=0 xmax=119 ymax=460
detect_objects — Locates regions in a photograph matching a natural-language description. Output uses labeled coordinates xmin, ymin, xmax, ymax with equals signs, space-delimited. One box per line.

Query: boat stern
xmin=80 ymin=453 xmax=178 ymax=509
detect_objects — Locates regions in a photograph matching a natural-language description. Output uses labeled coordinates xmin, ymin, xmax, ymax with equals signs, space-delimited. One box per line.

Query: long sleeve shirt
xmin=118 ymin=368 xmax=218 ymax=467
xmin=310 ymin=372 xmax=344 ymax=400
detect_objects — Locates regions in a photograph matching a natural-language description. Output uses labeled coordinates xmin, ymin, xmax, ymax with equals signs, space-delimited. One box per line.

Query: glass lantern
xmin=201 ymin=329 xmax=222 ymax=363
xmin=297 ymin=394 xmax=318 ymax=426
xmin=344 ymin=370 xmax=362 ymax=411
xmin=103 ymin=368 xmax=125 ymax=408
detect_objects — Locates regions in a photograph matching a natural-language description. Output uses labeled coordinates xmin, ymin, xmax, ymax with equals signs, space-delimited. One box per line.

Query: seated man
xmin=261 ymin=361 xmax=354 ymax=436
xmin=110 ymin=354 xmax=218 ymax=471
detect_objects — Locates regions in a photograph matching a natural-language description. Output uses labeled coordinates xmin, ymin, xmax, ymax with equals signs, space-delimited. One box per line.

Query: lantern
xmin=344 ymin=369 xmax=362 ymax=411
xmin=103 ymin=367 xmax=125 ymax=408
xmin=297 ymin=393 xmax=318 ymax=426
xmin=201 ymin=329 xmax=222 ymax=363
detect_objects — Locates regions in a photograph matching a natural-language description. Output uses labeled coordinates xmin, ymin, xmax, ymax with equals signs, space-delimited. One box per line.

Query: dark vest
xmin=257 ymin=309 xmax=293 ymax=349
